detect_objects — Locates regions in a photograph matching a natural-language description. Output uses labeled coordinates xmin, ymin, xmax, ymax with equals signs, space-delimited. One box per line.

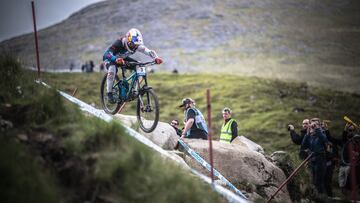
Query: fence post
xmin=31 ymin=1 xmax=41 ymax=78
xmin=206 ymin=89 xmax=214 ymax=184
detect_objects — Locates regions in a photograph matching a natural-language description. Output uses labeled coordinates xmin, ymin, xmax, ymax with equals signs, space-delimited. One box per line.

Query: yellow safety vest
xmin=220 ymin=118 xmax=235 ymax=143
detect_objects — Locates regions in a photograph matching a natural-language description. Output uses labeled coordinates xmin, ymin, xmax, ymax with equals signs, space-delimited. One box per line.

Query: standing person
xmin=288 ymin=119 xmax=310 ymax=145
xmin=301 ymin=120 xmax=331 ymax=194
xmin=89 ymin=60 xmax=94 ymax=72
xmin=170 ymin=119 xmax=182 ymax=136
xmin=69 ymin=63 xmax=74 ymax=72
xmin=179 ymin=98 xmax=208 ymax=140
xmin=99 ymin=63 xmax=105 ymax=72
xmin=311 ymin=118 xmax=338 ymax=197
xmin=103 ymin=28 xmax=163 ymax=103
xmin=219 ymin=107 xmax=238 ymax=143
xmin=339 ymin=123 xmax=360 ymax=197
xmin=85 ymin=61 xmax=90 ymax=73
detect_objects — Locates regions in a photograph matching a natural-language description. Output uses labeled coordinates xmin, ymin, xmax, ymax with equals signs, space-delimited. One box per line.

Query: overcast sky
xmin=0 ymin=0 xmax=104 ymax=42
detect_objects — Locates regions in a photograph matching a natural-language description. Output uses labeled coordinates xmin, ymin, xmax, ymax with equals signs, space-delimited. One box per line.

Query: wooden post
xmin=72 ymin=88 xmax=78 ymax=97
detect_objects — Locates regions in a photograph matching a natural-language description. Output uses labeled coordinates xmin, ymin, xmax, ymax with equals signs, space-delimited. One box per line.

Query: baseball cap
xmin=178 ymin=98 xmax=194 ymax=107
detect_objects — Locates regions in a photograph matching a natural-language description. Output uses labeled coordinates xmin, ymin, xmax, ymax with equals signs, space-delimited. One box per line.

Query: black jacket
xmin=290 ymin=129 xmax=307 ymax=145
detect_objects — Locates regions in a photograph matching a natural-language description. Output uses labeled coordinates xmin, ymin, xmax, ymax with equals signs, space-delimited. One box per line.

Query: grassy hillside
xmin=44 ymin=71 xmax=360 ymax=155
xmin=0 ymin=56 xmax=223 ymax=203
xmin=43 ymin=70 xmax=360 ymax=200
xmin=1 ymin=0 xmax=359 ymax=93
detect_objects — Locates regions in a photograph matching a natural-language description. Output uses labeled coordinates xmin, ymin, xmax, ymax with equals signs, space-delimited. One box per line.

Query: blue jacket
xmin=301 ymin=128 xmax=329 ymax=155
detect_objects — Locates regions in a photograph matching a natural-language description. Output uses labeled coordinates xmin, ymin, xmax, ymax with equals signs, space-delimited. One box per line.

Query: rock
xmin=114 ymin=114 xmax=179 ymax=150
xmin=0 ymin=116 xmax=13 ymax=131
xmin=16 ymin=133 xmax=28 ymax=141
xmin=181 ymin=139 xmax=291 ymax=203
xmin=167 ymin=151 xmax=191 ymax=170
xmin=232 ymin=136 xmax=265 ymax=154
xmin=214 ymin=179 xmax=226 ymax=187
xmin=33 ymin=133 xmax=54 ymax=143
xmin=293 ymin=107 xmax=305 ymax=113
xmin=271 ymin=151 xmax=301 ymax=202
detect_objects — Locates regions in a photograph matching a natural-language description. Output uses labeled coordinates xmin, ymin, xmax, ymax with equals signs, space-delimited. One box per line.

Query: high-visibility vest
xmin=220 ymin=118 xmax=235 ymax=143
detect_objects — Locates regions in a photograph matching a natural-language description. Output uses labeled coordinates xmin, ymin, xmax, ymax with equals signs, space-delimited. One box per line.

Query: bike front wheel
xmin=136 ymin=89 xmax=159 ymax=133
xmin=100 ymin=73 xmax=121 ymax=114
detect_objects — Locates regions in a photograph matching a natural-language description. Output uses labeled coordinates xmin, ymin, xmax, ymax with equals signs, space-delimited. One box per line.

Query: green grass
xmin=44 ymin=71 xmax=360 ymax=154
xmin=43 ymin=70 xmax=360 ymax=200
xmin=0 ymin=56 xmax=223 ymax=203
xmin=41 ymin=69 xmax=360 ymax=201
xmin=0 ymin=137 xmax=59 ymax=203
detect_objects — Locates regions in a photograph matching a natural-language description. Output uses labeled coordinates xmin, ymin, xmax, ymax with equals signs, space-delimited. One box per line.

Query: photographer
xmin=288 ymin=119 xmax=310 ymax=145
xmin=301 ymin=120 xmax=331 ymax=194
xmin=170 ymin=119 xmax=182 ymax=136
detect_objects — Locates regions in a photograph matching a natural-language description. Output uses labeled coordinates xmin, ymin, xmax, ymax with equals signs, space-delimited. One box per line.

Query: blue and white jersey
xmin=103 ymin=37 xmax=158 ymax=63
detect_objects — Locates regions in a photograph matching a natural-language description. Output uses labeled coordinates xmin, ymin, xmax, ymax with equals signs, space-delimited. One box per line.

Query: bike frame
xmin=113 ymin=62 xmax=154 ymax=102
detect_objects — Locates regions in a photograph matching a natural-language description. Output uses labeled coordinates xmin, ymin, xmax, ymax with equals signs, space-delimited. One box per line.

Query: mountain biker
xmin=103 ymin=28 xmax=163 ymax=103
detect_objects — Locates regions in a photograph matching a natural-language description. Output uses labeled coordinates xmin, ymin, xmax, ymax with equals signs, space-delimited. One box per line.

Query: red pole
xmin=206 ymin=89 xmax=214 ymax=184
xmin=31 ymin=1 xmax=41 ymax=77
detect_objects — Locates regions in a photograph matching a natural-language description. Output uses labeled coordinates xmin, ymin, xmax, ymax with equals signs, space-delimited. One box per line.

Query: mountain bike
xmin=100 ymin=61 xmax=159 ymax=133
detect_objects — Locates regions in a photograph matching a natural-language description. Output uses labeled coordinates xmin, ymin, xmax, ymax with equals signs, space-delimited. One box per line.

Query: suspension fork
xmin=137 ymin=76 xmax=151 ymax=110
xmin=142 ymin=76 xmax=151 ymax=105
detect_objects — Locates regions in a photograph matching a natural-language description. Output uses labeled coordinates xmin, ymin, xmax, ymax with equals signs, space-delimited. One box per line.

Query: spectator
xmin=170 ymin=119 xmax=182 ymax=136
xmin=172 ymin=68 xmax=178 ymax=74
xmin=179 ymin=98 xmax=208 ymax=140
xmin=300 ymin=120 xmax=330 ymax=194
xmin=69 ymin=63 xmax=74 ymax=72
xmin=100 ymin=62 xmax=105 ymax=72
xmin=89 ymin=60 xmax=94 ymax=72
xmin=85 ymin=61 xmax=90 ymax=72
xmin=81 ymin=63 xmax=85 ymax=72
xmin=320 ymin=120 xmax=339 ymax=197
xmin=338 ymin=123 xmax=360 ymax=197
xmin=288 ymin=119 xmax=310 ymax=145
xmin=310 ymin=118 xmax=338 ymax=196
xmin=219 ymin=107 xmax=238 ymax=143
xmin=292 ymin=118 xmax=337 ymax=196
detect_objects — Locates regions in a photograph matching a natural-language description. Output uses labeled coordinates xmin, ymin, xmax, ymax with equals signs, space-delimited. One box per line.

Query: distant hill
xmin=1 ymin=0 xmax=360 ymax=92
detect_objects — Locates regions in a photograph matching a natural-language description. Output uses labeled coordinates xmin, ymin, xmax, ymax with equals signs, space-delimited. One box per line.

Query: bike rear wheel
xmin=100 ymin=73 xmax=121 ymax=114
xmin=136 ymin=89 xmax=159 ymax=133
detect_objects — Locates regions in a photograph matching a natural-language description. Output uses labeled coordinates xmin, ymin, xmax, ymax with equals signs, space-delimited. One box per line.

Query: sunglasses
xmin=171 ymin=122 xmax=178 ymax=125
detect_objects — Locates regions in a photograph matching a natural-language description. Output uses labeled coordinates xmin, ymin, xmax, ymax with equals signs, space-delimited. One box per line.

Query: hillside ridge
xmin=1 ymin=0 xmax=360 ymax=93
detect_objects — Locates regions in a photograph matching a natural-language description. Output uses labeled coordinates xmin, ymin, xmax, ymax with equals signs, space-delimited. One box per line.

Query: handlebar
xmin=119 ymin=61 xmax=156 ymax=68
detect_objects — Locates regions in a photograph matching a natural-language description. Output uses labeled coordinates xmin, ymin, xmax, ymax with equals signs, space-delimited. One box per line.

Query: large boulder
xmin=181 ymin=138 xmax=291 ymax=203
xmin=232 ymin=136 xmax=265 ymax=154
xmin=271 ymin=151 xmax=301 ymax=202
xmin=113 ymin=114 xmax=179 ymax=150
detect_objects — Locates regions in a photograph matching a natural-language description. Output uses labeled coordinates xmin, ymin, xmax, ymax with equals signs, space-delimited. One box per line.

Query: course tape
xmin=37 ymin=81 xmax=248 ymax=203
xmin=178 ymin=140 xmax=248 ymax=200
